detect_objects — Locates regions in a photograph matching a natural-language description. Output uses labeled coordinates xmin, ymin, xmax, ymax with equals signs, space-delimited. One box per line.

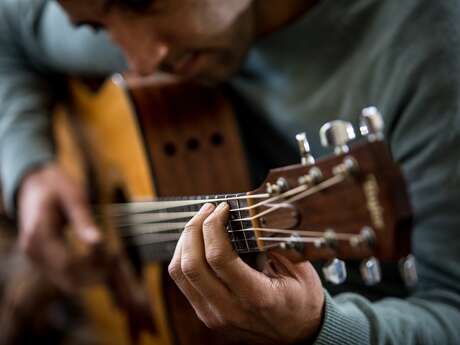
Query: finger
xmin=59 ymin=186 xmax=101 ymax=245
xmin=268 ymin=251 xmax=317 ymax=283
xmin=168 ymin=227 xmax=216 ymax=324
xmin=203 ymin=202 xmax=270 ymax=296
xmin=180 ymin=203 xmax=232 ymax=304
xmin=19 ymin=209 xmax=77 ymax=292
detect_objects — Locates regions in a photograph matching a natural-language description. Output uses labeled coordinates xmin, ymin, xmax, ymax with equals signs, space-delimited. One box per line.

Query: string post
xmin=350 ymin=226 xmax=376 ymax=248
xmin=279 ymin=233 xmax=306 ymax=254
xmin=298 ymin=167 xmax=323 ymax=186
xmin=361 ymin=226 xmax=376 ymax=247
xmin=332 ymin=157 xmax=360 ymax=177
xmin=266 ymin=177 xmax=289 ymax=196
xmin=323 ymin=229 xmax=338 ymax=249
xmin=313 ymin=238 xmax=326 ymax=249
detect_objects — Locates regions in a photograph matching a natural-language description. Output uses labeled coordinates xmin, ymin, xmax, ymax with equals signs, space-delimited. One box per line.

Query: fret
xmin=226 ymin=194 xmax=245 ymax=253
xmin=235 ymin=197 xmax=250 ymax=251
xmin=226 ymin=193 xmax=257 ymax=254
xmin=120 ymin=192 xmax=261 ymax=262
xmin=224 ymin=194 xmax=238 ymax=252
xmin=236 ymin=195 xmax=259 ymax=253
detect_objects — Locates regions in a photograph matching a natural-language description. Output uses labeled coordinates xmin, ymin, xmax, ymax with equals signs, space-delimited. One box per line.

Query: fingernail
xmin=82 ymin=227 xmax=101 ymax=243
xmin=199 ymin=203 xmax=215 ymax=213
xmin=216 ymin=202 xmax=229 ymax=211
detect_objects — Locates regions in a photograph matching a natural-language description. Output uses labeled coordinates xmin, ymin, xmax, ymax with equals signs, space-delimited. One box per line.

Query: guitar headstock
xmin=246 ymin=107 xmax=414 ymax=285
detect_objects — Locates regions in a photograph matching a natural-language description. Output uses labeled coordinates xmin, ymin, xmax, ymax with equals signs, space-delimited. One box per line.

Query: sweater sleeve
xmin=0 ymin=0 xmax=56 ymax=216
xmin=0 ymin=0 xmax=126 ymax=216
xmin=313 ymin=3 xmax=460 ymax=343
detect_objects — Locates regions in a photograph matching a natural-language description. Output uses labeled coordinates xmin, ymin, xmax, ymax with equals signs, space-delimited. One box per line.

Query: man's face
xmin=58 ymin=0 xmax=256 ymax=83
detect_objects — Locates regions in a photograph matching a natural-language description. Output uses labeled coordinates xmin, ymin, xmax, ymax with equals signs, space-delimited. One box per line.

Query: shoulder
xmin=0 ymin=0 xmax=49 ymax=27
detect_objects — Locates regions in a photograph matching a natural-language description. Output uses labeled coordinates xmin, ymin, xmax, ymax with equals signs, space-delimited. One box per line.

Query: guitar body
xmin=54 ymin=75 xmax=251 ymax=345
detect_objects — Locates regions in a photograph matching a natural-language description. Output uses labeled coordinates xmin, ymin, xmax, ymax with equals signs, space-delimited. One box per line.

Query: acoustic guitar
xmin=53 ymin=74 xmax=413 ymax=345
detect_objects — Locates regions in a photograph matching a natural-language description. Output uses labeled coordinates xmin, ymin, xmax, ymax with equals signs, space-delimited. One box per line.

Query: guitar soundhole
xmin=210 ymin=132 xmax=224 ymax=146
xmin=164 ymin=142 xmax=177 ymax=156
xmin=186 ymin=137 xmax=200 ymax=151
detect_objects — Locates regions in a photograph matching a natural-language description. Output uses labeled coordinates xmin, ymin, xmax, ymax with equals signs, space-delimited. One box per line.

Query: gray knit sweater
xmin=1 ymin=0 xmax=460 ymax=344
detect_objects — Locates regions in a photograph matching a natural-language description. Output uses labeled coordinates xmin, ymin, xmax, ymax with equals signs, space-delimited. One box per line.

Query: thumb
xmin=60 ymin=189 xmax=101 ymax=246
xmin=267 ymin=251 xmax=312 ymax=280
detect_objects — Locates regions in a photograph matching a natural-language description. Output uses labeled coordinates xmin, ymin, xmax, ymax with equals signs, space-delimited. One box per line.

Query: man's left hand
xmin=168 ymin=202 xmax=325 ymax=345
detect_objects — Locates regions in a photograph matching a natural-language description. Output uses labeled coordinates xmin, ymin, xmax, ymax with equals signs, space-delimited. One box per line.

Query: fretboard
xmin=108 ymin=193 xmax=259 ymax=263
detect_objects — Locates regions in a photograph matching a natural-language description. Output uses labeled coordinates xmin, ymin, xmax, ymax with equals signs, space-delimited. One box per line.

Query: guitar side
xmin=54 ymin=78 xmax=173 ymax=345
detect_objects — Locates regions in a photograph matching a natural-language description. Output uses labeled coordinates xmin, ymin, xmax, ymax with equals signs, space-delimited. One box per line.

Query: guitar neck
xmin=108 ymin=193 xmax=260 ymax=262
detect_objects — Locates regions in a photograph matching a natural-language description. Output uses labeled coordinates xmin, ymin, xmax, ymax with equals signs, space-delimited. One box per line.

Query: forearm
xmin=313 ymin=288 xmax=460 ymax=345
xmin=0 ymin=0 xmax=126 ymax=216
xmin=0 ymin=80 xmax=56 ymax=216
xmin=0 ymin=0 xmax=57 ymax=216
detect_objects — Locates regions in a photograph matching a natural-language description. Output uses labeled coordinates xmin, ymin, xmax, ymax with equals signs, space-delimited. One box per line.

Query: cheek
xmin=105 ymin=24 xmax=162 ymax=72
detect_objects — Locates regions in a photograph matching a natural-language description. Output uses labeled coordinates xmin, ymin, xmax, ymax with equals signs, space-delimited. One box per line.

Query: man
xmin=1 ymin=0 xmax=460 ymax=344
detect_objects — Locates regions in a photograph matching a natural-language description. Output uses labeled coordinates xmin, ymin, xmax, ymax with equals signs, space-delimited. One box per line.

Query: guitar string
xmin=106 ymin=183 xmax=309 ymax=218
xmin=96 ymin=174 xmax=349 ymax=252
xmin=125 ymin=228 xmax=358 ymax=248
xmin=125 ymin=232 xmax=286 ymax=253
xmin=104 ymin=193 xmax=271 ymax=215
xmin=121 ymin=226 xmax=324 ymax=238
xmin=228 ymin=174 xmax=344 ymax=222
xmin=107 ymin=175 xmax=344 ymax=229
xmin=107 ymin=185 xmax=306 ymax=223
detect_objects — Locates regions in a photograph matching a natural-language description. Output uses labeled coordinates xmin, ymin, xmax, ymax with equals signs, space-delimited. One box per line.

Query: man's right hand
xmin=16 ymin=163 xmax=157 ymax=337
xmin=17 ymin=163 xmax=102 ymax=292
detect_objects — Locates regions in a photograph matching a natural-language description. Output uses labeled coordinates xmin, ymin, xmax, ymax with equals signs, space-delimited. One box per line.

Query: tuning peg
xmin=322 ymin=258 xmax=347 ymax=284
xmin=400 ymin=255 xmax=418 ymax=288
xmin=360 ymin=107 xmax=384 ymax=141
xmin=360 ymin=257 xmax=382 ymax=286
xmin=320 ymin=120 xmax=356 ymax=155
xmin=296 ymin=132 xmax=315 ymax=166
xmin=266 ymin=177 xmax=289 ymax=195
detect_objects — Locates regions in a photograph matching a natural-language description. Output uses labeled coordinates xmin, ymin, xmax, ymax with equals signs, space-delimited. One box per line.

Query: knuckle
xmin=182 ymin=223 xmax=196 ymax=235
xmin=202 ymin=216 xmax=218 ymax=230
xmin=168 ymin=261 xmax=183 ymax=282
xmin=206 ymin=248 xmax=227 ymax=270
xmin=205 ymin=319 xmax=223 ymax=330
xmin=181 ymin=258 xmax=202 ymax=283
xmin=202 ymin=314 xmax=226 ymax=330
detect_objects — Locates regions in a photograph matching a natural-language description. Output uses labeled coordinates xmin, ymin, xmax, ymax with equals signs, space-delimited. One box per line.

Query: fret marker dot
xmin=164 ymin=142 xmax=177 ymax=156
xmin=186 ymin=137 xmax=200 ymax=151
xmin=211 ymin=132 xmax=224 ymax=146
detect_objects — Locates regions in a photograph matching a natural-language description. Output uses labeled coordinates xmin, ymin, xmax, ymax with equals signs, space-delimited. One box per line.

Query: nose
xmin=126 ymin=43 xmax=169 ymax=77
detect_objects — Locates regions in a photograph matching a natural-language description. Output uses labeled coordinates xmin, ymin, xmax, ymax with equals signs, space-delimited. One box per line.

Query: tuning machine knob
xmin=296 ymin=132 xmax=315 ymax=166
xmin=322 ymin=258 xmax=347 ymax=285
xmin=320 ymin=120 xmax=356 ymax=155
xmin=360 ymin=257 xmax=382 ymax=285
xmin=360 ymin=107 xmax=384 ymax=141
xmin=400 ymin=255 xmax=418 ymax=288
